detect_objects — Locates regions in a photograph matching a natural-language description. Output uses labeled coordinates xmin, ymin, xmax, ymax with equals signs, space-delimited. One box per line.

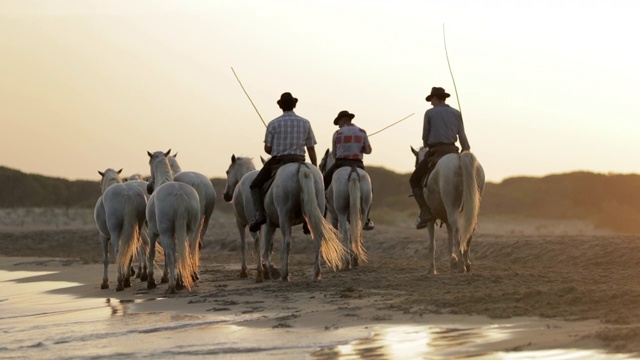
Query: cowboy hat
xmin=425 ymin=87 xmax=451 ymax=101
xmin=277 ymin=92 xmax=298 ymax=107
xmin=333 ymin=110 xmax=355 ymax=125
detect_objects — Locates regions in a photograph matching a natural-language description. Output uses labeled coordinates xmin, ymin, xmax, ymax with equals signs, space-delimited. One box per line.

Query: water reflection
xmin=313 ymin=324 xmax=632 ymax=359
xmin=105 ymin=297 xmax=162 ymax=316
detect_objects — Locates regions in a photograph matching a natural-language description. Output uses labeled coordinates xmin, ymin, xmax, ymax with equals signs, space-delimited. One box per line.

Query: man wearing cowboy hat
xmin=323 ymin=110 xmax=374 ymax=230
xmin=410 ymin=87 xmax=470 ymax=229
xmin=248 ymin=92 xmax=318 ymax=232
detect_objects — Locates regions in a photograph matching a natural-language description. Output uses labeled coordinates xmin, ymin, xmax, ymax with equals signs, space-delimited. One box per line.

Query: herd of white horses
xmin=94 ymin=148 xmax=484 ymax=293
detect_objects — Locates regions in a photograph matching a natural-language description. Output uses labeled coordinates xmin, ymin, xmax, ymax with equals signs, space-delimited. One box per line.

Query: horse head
xmin=319 ymin=148 xmax=334 ymax=175
xmin=410 ymin=146 xmax=428 ymax=167
xmin=223 ymin=154 xmax=256 ymax=202
xmin=167 ymin=151 xmax=183 ymax=174
xmin=147 ymin=149 xmax=173 ymax=189
xmin=98 ymin=168 xmax=123 ymax=193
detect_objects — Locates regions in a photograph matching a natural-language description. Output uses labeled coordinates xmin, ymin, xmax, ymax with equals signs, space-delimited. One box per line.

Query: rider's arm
xmin=307 ymin=146 xmax=317 ymax=166
xmin=264 ymin=145 xmax=272 ymax=155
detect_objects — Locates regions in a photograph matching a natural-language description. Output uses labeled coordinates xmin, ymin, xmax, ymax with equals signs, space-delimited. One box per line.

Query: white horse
xmin=411 ymin=146 xmax=485 ymax=273
xmin=261 ymin=162 xmax=347 ymax=282
xmin=94 ymin=168 xmax=147 ymax=291
xmin=222 ymin=155 xmax=264 ymax=281
xmin=319 ymin=149 xmax=370 ymax=270
xmin=166 ymin=153 xmax=216 ymax=247
xmin=146 ymin=150 xmax=203 ymax=294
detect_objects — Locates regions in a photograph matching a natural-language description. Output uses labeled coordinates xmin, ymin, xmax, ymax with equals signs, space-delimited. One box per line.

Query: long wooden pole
xmin=231 ymin=67 xmax=267 ymax=128
xmin=442 ymin=24 xmax=463 ymax=118
xmin=369 ymin=113 xmax=415 ymax=137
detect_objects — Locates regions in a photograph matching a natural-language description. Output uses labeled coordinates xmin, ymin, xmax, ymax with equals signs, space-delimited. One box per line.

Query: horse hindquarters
xmin=347 ymin=173 xmax=367 ymax=267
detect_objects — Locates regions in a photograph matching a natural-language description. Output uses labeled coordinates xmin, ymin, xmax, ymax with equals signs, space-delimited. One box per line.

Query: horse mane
xmin=150 ymin=153 xmax=174 ymax=186
xmin=234 ymin=156 xmax=256 ymax=171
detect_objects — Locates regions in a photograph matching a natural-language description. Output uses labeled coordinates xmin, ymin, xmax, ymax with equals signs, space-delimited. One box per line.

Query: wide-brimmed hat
xmin=425 ymin=87 xmax=451 ymax=101
xmin=333 ymin=110 xmax=355 ymax=125
xmin=277 ymin=92 xmax=298 ymax=107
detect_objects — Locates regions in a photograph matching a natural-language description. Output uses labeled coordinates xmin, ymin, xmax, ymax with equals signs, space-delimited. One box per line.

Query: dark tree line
xmin=2 ymin=165 xmax=640 ymax=233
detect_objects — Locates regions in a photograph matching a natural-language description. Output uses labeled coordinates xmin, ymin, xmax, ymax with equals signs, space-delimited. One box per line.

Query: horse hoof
xmin=168 ymin=287 xmax=177 ymax=294
xmin=101 ymin=282 xmax=109 ymax=290
xmin=281 ymin=275 xmax=290 ymax=282
xmin=147 ymin=281 xmax=157 ymax=289
xmin=269 ymin=267 xmax=281 ymax=280
xmin=191 ymin=273 xmax=199 ymax=281
xmin=130 ymin=268 xmax=136 ymax=277
xmin=116 ymin=285 xmax=124 ymax=292
xmin=140 ymin=274 xmax=148 ymax=282
xmin=160 ymin=276 xmax=169 ymax=284
xmin=255 ymin=274 xmax=264 ymax=283
xmin=124 ymin=280 xmax=132 ymax=288
xmin=240 ymin=270 xmax=248 ymax=278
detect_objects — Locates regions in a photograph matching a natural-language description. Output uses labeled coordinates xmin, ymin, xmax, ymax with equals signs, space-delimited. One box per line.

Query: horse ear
xmin=411 ymin=146 xmax=418 ymax=156
xmin=260 ymin=156 xmax=266 ymax=165
xmin=98 ymin=170 xmax=104 ymax=177
xmin=324 ymin=148 xmax=330 ymax=156
xmin=173 ymin=152 xmax=178 ymax=158
xmin=231 ymin=154 xmax=236 ymax=163
xmin=117 ymin=168 xmax=123 ymax=174
xmin=147 ymin=151 xmax=153 ymax=158
xmin=164 ymin=149 xmax=171 ymax=157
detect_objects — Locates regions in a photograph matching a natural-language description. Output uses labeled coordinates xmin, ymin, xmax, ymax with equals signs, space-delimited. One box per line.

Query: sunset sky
xmin=1 ymin=1 xmax=639 ymax=183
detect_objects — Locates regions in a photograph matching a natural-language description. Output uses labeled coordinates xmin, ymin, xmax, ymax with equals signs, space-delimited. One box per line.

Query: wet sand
xmin=1 ymin=215 xmax=639 ymax=358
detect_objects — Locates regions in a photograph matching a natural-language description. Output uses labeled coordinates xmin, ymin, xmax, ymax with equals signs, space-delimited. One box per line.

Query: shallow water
xmin=0 ymin=269 xmax=633 ymax=359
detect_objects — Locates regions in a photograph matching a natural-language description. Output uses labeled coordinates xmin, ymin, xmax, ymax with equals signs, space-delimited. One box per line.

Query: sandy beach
xmin=1 ymin=214 xmax=639 ymax=358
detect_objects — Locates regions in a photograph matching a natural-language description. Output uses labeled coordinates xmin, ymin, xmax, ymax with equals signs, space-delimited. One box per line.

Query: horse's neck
xmin=101 ymin=177 xmax=121 ymax=193
xmin=154 ymin=161 xmax=174 ymax=187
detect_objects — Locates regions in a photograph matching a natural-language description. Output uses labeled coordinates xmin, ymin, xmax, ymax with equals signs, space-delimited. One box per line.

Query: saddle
xmin=420 ymin=145 xmax=459 ymax=187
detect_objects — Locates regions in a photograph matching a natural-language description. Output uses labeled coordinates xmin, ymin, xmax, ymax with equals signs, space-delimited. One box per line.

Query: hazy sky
xmin=1 ymin=1 xmax=639 ymax=183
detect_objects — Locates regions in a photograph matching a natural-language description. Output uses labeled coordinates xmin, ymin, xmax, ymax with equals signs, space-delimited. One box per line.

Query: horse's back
xmin=151 ymin=182 xmax=201 ymax=230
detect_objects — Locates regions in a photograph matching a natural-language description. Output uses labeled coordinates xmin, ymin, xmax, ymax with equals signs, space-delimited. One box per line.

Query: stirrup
xmin=415 ymin=214 xmax=434 ymax=230
xmin=249 ymin=214 xmax=266 ymax=232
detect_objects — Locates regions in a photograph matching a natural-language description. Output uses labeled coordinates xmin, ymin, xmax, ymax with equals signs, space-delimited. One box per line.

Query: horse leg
xmin=111 ymin=230 xmax=126 ymax=292
xmin=160 ymin=243 xmax=170 ymax=283
xmin=138 ymin=226 xmax=149 ymax=281
xmin=337 ymin=214 xmax=350 ymax=270
xmin=262 ymin=223 xmax=279 ymax=280
xmin=426 ymin=224 xmax=437 ymax=274
xmin=123 ymin=256 xmax=133 ymax=288
xmin=161 ymin=234 xmax=177 ymax=294
xmin=462 ymin=234 xmax=473 ymax=273
xmin=279 ymin=222 xmax=292 ymax=282
xmin=146 ymin=231 xmax=159 ymax=289
xmin=447 ymin=219 xmax=464 ymax=273
xmin=237 ymin=221 xmax=248 ymax=278
xmin=100 ymin=234 xmax=110 ymax=289
xmin=250 ymin=229 xmax=264 ymax=283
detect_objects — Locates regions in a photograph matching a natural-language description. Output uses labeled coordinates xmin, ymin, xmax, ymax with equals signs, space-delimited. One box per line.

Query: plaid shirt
xmin=265 ymin=111 xmax=317 ymax=156
xmin=332 ymin=123 xmax=371 ymax=160
xmin=423 ymin=104 xmax=470 ymax=150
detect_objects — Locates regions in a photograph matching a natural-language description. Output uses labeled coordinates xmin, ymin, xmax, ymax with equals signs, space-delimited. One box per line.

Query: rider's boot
xmin=249 ymin=187 xmax=267 ymax=232
xmin=363 ymin=205 xmax=374 ymax=231
xmin=412 ymin=187 xmax=435 ymax=229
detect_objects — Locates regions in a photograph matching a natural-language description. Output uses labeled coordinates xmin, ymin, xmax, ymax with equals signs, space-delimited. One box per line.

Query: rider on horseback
xmin=248 ymin=92 xmax=318 ymax=233
xmin=410 ymin=87 xmax=470 ymax=229
xmin=323 ymin=110 xmax=374 ymax=230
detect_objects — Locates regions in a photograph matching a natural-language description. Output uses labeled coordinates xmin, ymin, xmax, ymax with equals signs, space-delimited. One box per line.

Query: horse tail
xmin=348 ymin=171 xmax=367 ymax=263
xmin=459 ymin=152 xmax=481 ymax=247
xmin=299 ymin=166 xmax=346 ymax=271
xmin=116 ymin=194 xmax=142 ymax=271
xmin=191 ymin=181 xmax=207 ymax=240
xmin=174 ymin=193 xmax=195 ymax=290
